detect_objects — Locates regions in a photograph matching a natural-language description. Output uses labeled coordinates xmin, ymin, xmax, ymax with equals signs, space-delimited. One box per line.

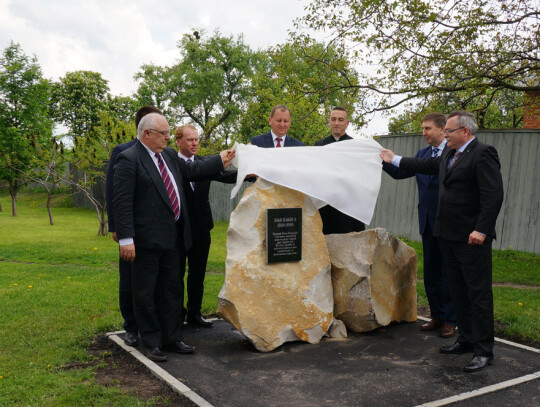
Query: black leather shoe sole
xmin=144 ymin=347 xmax=167 ymax=362
xmin=124 ymin=332 xmax=139 ymax=347
xmin=440 ymin=342 xmax=474 ymax=354
xmin=163 ymin=341 xmax=195 ymax=354
xmin=464 ymin=356 xmax=493 ymax=372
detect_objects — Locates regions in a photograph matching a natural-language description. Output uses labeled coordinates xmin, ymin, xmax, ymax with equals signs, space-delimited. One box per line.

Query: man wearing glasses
xmin=380 ymin=111 xmax=503 ymax=372
xmin=113 ymin=113 xmax=234 ymax=362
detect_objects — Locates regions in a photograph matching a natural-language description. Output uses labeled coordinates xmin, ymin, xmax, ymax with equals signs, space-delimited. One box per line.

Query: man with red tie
xmin=113 ymin=113 xmax=232 ymax=362
xmin=249 ymin=105 xmax=304 ymax=148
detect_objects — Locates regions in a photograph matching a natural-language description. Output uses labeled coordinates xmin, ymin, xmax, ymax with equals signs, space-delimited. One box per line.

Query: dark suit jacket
xmin=182 ymin=155 xmax=237 ymax=235
xmin=250 ymin=132 xmax=304 ymax=147
xmin=400 ymin=138 xmax=503 ymax=242
xmin=106 ymin=139 xmax=138 ymax=233
xmin=383 ymin=145 xmax=441 ymax=235
xmin=113 ymin=143 xmax=223 ymax=251
xmin=313 ymin=134 xmax=352 ymax=146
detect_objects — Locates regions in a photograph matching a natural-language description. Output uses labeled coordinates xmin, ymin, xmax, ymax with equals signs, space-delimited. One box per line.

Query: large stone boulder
xmin=217 ymin=179 xmax=333 ymax=352
xmin=325 ymin=228 xmax=417 ymax=332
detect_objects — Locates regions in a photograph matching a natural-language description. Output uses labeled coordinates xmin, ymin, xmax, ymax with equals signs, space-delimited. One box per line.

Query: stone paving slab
xmin=112 ymin=319 xmax=540 ymax=407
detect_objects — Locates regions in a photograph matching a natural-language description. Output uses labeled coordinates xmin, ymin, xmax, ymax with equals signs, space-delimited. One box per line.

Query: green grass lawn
xmin=0 ymin=190 xmax=538 ymax=406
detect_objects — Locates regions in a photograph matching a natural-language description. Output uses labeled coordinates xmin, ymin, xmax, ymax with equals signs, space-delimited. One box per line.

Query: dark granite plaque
xmin=266 ymin=207 xmax=302 ymax=264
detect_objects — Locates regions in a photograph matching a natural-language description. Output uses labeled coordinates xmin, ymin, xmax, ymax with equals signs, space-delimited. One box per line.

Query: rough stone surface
xmin=326 ymin=318 xmax=348 ymax=339
xmin=325 ymin=228 xmax=417 ymax=332
xmin=217 ymin=179 xmax=333 ymax=352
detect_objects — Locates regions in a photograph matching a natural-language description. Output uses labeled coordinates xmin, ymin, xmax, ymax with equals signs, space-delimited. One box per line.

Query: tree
xmin=70 ymin=111 xmax=135 ymax=235
xmin=135 ymin=30 xmax=264 ymax=144
xmin=296 ymin=0 xmax=539 ymax=124
xmin=0 ymin=41 xmax=52 ymax=216
xmin=239 ymin=39 xmax=361 ymax=145
xmin=388 ymin=89 xmax=524 ymax=133
xmin=51 ymin=70 xmax=110 ymax=138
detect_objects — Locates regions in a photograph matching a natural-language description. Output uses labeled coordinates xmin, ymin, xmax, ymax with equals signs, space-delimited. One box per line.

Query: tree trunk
xmin=47 ymin=195 xmax=54 ymax=225
xmin=10 ymin=191 xmax=17 ymax=217
xmin=97 ymin=205 xmax=107 ymax=236
xmin=0 ymin=199 xmax=3 ymax=212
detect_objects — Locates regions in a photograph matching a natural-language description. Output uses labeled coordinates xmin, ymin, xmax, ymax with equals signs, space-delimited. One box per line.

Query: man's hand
xmin=220 ymin=149 xmax=236 ymax=169
xmin=468 ymin=231 xmax=486 ymax=245
xmin=119 ymin=243 xmax=136 ymax=262
xmin=112 ymin=232 xmax=119 ymax=243
xmin=379 ymin=149 xmax=395 ymax=163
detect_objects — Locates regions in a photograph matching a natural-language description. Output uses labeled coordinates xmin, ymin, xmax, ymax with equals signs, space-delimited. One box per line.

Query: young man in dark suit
xmin=113 ymin=113 xmax=233 ymax=362
xmin=105 ymin=106 xmax=162 ymax=347
xmin=249 ymin=105 xmax=304 ymax=147
xmin=380 ymin=111 xmax=504 ymax=372
xmin=314 ymin=107 xmax=365 ymax=234
xmin=175 ymin=125 xmax=237 ymax=327
xmin=382 ymin=113 xmax=456 ymax=338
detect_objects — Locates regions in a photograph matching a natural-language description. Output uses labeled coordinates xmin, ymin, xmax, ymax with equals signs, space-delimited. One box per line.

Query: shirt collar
xmin=178 ymin=151 xmax=194 ymax=161
xmin=270 ymin=130 xmax=287 ymax=142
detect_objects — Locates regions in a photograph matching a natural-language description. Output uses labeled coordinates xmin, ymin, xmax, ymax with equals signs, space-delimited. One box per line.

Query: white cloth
xmin=231 ymin=139 xmax=384 ymax=225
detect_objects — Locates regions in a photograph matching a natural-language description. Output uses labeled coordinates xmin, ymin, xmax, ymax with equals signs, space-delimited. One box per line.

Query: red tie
xmin=276 ymin=138 xmax=282 ymax=147
xmin=155 ymin=153 xmax=180 ymax=221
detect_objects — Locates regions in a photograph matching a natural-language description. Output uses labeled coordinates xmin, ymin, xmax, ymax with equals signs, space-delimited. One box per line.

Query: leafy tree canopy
xmin=295 ymin=0 xmax=539 ymax=127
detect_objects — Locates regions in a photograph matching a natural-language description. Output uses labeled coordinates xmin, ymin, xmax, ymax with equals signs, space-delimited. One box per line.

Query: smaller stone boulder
xmin=326 ymin=228 xmax=417 ymax=332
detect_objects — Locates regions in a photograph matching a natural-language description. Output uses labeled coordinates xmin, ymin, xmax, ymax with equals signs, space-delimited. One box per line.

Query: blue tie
xmin=432 ymin=147 xmax=439 ymax=158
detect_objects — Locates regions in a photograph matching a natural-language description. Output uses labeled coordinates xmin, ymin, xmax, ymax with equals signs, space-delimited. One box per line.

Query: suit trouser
xmin=132 ymin=246 xmax=184 ymax=349
xmin=180 ymin=231 xmax=212 ymax=316
xmin=422 ymin=222 xmax=456 ymax=325
xmin=444 ymin=239 xmax=494 ymax=357
xmin=119 ymin=258 xmax=137 ymax=333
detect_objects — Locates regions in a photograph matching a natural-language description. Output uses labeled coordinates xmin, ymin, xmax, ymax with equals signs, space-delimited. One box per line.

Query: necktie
xmin=432 ymin=147 xmax=439 ymax=158
xmin=186 ymin=158 xmax=195 ymax=190
xmin=449 ymin=151 xmax=461 ymax=167
xmin=155 ymin=153 xmax=180 ymax=221
xmin=276 ymin=138 xmax=282 ymax=147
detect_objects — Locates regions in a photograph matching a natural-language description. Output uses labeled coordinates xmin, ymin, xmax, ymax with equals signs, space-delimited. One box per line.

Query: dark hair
xmin=422 ymin=113 xmax=446 ymax=129
xmin=135 ymin=106 xmax=162 ymax=128
xmin=270 ymin=104 xmax=291 ymax=118
xmin=447 ymin=111 xmax=478 ymax=135
xmin=331 ymin=106 xmax=348 ymax=118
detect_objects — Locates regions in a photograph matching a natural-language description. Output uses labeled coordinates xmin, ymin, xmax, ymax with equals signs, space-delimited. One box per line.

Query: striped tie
xmin=155 ymin=153 xmax=180 ymax=221
xmin=449 ymin=151 xmax=461 ymax=167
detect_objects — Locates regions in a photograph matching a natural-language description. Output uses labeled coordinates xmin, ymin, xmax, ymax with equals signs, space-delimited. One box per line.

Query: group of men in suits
xmin=108 ymin=105 xmax=504 ymax=373
xmin=381 ymin=111 xmax=504 ymax=372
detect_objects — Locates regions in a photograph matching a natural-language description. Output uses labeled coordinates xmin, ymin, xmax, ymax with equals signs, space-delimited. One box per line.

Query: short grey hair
xmin=137 ymin=113 xmax=163 ymax=139
xmin=447 ymin=111 xmax=478 ymax=135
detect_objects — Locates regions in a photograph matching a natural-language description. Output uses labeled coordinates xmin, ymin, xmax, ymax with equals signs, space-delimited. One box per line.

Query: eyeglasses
xmin=444 ymin=126 xmax=464 ymax=135
xmin=148 ymin=128 xmax=170 ymax=136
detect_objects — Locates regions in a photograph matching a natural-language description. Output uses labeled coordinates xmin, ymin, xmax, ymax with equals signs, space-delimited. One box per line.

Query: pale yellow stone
xmin=326 ymin=228 xmax=417 ymax=332
xmin=217 ymin=179 xmax=333 ymax=352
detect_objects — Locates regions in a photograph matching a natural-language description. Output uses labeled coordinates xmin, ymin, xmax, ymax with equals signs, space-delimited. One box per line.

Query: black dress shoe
xmin=464 ymin=356 xmax=493 ymax=372
xmin=163 ymin=340 xmax=195 ymax=354
xmin=144 ymin=347 xmax=167 ymax=362
xmin=187 ymin=314 xmax=213 ymax=328
xmin=124 ymin=331 xmax=139 ymax=347
xmin=440 ymin=341 xmax=474 ymax=354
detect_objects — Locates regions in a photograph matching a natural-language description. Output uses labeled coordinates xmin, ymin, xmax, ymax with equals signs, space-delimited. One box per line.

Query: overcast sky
xmin=0 ymin=0 xmax=388 ymax=135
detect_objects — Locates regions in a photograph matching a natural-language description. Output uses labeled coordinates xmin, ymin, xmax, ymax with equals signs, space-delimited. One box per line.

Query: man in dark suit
xmin=314 ymin=107 xmax=365 ymax=234
xmin=250 ymin=105 xmax=304 ymax=147
xmin=382 ymin=113 xmax=456 ymax=338
xmin=113 ymin=113 xmax=232 ymax=362
xmin=105 ymin=106 xmax=162 ymax=347
xmin=174 ymin=125 xmax=237 ymax=327
xmin=380 ymin=111 xmax=504 ymax=372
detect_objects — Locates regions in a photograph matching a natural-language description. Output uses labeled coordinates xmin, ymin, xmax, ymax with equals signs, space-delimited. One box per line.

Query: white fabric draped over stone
xmin=231 ymin=138 xmax=384 ymax=225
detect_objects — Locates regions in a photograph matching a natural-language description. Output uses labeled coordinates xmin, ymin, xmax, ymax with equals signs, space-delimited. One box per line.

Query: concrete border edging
xmin=106 ymin=331 xmax=215 ymax=407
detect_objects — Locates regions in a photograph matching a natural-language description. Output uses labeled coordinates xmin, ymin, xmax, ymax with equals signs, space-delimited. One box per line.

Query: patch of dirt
xmin=88 ymin=335 xmax=197 ymax=406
